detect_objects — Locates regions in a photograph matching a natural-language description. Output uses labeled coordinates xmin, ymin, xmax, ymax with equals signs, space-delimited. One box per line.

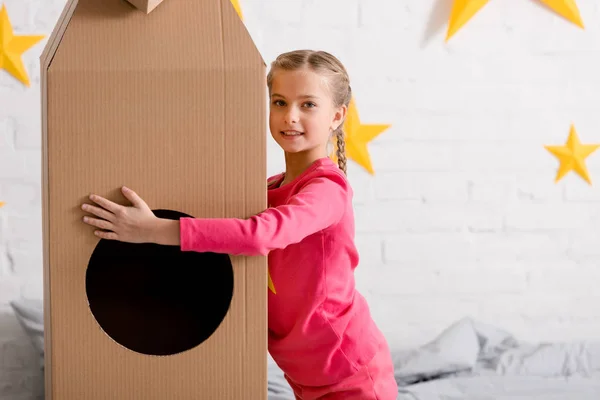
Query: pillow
xmin=9 ymin=298 xmax=44 ymax=369
xmin=392 ymin=317 xmax=480 ymax=385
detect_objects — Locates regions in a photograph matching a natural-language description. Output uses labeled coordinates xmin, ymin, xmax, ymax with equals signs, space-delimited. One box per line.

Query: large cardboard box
xmin=40 ymin=0 xmax=267 ymax=398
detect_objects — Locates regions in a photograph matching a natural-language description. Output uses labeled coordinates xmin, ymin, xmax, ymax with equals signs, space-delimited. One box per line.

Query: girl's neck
xmin=281 ymin=150 xmax=326 ymax=186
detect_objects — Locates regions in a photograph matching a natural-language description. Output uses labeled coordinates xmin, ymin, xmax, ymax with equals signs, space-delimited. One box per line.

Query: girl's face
xmin=269 ymin=67 xmax=345 ymax=157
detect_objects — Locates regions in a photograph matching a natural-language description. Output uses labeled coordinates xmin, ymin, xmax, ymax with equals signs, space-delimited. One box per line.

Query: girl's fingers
xmin=94 ymin=230 xmax=118 ymax=240
xmin=88 ymin=194 xmax=121 ymax=214
xmin=83 ymin=216 xmax=113 ymax=231
xmin=121 ymin=186 xmax=148 ymax=209
xmin=82 ymin=203 xmax=114 ymax=221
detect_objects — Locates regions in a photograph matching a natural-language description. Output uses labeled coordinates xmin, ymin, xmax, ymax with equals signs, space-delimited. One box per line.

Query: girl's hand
xmin=82 ymin=186 xmax=158 ymax=243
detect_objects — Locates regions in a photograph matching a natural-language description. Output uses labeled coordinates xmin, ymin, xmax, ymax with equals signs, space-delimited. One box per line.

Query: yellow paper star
xmin=230 ymin=0 xmax=243 ymax=20
xmin=0 ymin=5 xmax=45 ymax=87
xmin=445 ymin=0 xmax=583 ymax=41
xmin=0 ymin=201 xmax=4 ymax=208
xmin=336 ymin=98 xmax=390 ymax=175
xmin=446 ymin=0 xmax=490 ymax=41
xmin=268 ymin=272 xmax=276 ymax=294
xmin=538 ymin=0 xmax=584 ymax=28
xmin=545 ymin=124 xmax=599 ymax=184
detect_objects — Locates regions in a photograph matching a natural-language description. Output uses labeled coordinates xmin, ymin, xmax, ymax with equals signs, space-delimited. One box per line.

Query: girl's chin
xmin=277 ymin=136 xmax=306 ymax=150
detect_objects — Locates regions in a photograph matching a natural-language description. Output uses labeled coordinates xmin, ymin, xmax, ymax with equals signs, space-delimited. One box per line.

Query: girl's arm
xmin=172 ymin=171 xmax=348 ymax=256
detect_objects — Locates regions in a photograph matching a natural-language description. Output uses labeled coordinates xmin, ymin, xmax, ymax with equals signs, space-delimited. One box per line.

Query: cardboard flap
xmin=126 ymin=0 xmax=164 ymax=13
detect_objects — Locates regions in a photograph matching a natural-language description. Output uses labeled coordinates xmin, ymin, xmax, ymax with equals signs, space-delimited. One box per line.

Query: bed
xmin=0 ymin=306 xmax=44 ymax=400
xmin=268 ymin=317 xmax=600 ymax=399
xmin=4 ymin=299 xmax=600 ymax=399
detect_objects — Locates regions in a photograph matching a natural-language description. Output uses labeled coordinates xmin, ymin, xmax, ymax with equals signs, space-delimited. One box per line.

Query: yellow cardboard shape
xmin=538 ymin=0 xmax=584 ymax=28
xmin=446 ymin=0 xmax=490 ymax=41
xmin=231 ymin=0 xmax=243 ymax=20
xmin=0 ymin=5 xmax=45 ymax=86
xmin=545 ymin=124 xmax=599 ymax=184
xmin=332 ymin=98 xmax=390 ymax=175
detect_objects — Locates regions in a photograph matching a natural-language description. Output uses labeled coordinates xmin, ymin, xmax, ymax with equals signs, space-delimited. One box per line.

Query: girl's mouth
xmin=281 ymin=130 xmax=304 ymax=136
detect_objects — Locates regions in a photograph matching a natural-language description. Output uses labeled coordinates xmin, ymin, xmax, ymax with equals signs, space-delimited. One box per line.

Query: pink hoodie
xmin=179 ymin=157 xmax=386 ymax=386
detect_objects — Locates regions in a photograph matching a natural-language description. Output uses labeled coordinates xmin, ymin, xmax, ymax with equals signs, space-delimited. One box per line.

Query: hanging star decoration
xmin=538 ymin=0 xmax=584 ymax=27
xmin=0 ymin=4 xmax=45 ymax=87
xmin=0 ymin=201 xmax=4 ymax=208
xmin=446 ymin=0 xmax=584 ymax=41
xmin=230 ymin=0 xmax=243 ymax=20
xmin=446 ymin=0 xmax=490 ymax=42
xmin=544 ymin=124 xmax=599 ymax=185
xmin=268 ymin=271 xmax=276 ymax=294
xmin=332 ymin=97 xmax=390 ymax=175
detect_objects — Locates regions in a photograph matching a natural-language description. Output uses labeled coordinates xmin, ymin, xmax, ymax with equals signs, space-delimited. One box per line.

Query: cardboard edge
xmin=39 ymin=1 xmax=79 ymax=398
xmin=219 ymin=1 xmax=268 ymax=393
xmin=39 ymin=0 xmax=78 ymax=69
xmin=221 ymin=0 xmax=266 ymax=67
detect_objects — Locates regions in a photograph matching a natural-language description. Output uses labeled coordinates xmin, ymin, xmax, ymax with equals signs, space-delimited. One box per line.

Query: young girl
xmin=82 ymin=49 xmax=398 ymax=399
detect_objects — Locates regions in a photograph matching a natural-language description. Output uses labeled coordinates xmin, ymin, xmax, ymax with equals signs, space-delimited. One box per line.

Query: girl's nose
xmin=284 ymin=109 xmax=299 ymax=124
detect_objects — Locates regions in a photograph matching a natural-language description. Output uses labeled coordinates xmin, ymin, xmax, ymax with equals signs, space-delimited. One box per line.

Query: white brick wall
xmin=1 ymin=0 xmax=600 ymax=351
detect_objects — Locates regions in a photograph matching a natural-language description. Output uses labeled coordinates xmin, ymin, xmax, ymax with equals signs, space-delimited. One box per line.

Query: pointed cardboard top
xmin=126 ymin=0 xmax=165 ymax=13
xmin=41 ymin=0 xmax=265 ymax=72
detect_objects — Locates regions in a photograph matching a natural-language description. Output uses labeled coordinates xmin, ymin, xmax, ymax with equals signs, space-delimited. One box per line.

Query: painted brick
xmin=505 ymin=203 xmax=597 ymax=231
xmin=371 ymin=264 xmax=528 ymax=296
xmin=375 ymin=171 xmax=468 ymax=203
xmin=0 ymin=0 xmax=600 ymax=349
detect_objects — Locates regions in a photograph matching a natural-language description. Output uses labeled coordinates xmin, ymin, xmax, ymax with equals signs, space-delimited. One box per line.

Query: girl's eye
xmin=303 ymin=102 xmax=316 ymax=108
xmin=272 ymin=100 xmax=285 ymax=106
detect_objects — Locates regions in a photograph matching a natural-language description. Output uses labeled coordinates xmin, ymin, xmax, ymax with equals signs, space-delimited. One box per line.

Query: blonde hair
xmin=266 ymin=49 xmax=352 ymax=175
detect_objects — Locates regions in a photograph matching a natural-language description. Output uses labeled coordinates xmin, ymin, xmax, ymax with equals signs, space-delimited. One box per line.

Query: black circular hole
xmin=85 ymin=209 xmax=234 ymax=356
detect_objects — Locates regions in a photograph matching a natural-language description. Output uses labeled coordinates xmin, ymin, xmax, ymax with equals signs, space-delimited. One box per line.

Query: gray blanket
xmin=268 ymin=318 xmax=600 ymax=399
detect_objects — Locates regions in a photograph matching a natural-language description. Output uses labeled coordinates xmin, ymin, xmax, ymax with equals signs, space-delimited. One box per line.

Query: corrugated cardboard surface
xmin=40 ymin=0 xmax=267 ymax=398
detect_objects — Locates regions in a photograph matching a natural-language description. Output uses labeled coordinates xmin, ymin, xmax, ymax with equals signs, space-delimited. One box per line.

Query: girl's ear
xmin=331 ymin=104 xmax=347 ymax=131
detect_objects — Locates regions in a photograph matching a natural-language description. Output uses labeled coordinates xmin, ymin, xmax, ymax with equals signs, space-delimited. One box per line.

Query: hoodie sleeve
xmin=179 ymin=170 xmax=348 ymax=256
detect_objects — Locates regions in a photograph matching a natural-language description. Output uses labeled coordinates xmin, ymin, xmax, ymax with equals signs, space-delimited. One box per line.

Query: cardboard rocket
xmin=40 ymin=0 xmax=268 ymax=398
